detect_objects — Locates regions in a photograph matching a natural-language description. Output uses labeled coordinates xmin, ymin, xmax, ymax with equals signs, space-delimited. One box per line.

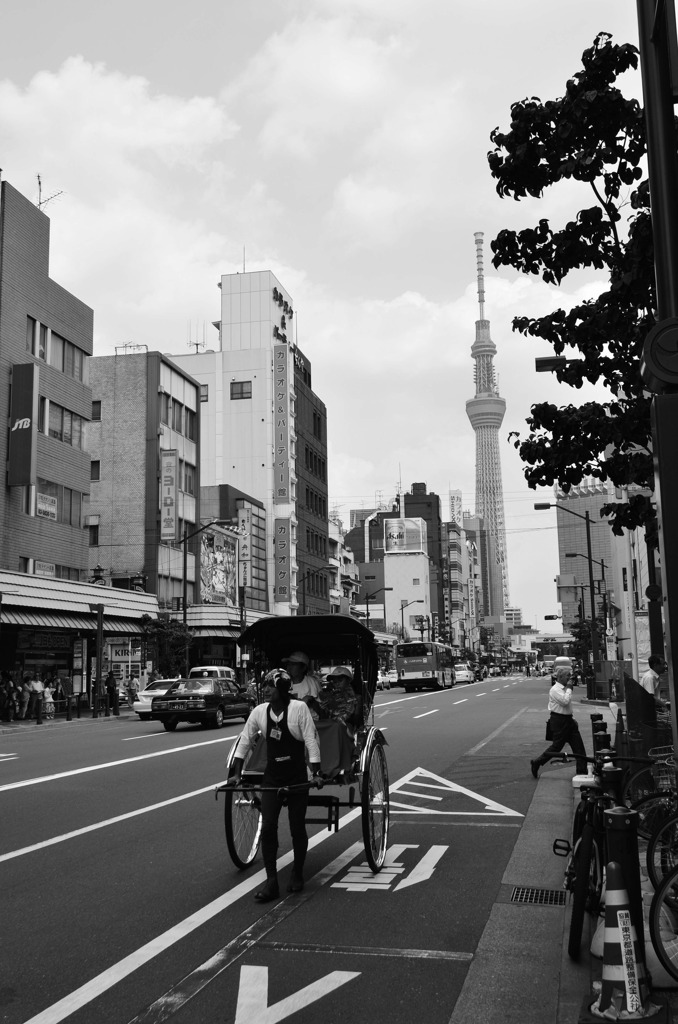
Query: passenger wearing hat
xmin=280 ymin=650 xmax=323 ymax=716
xmin=229 ymin=668 xmax=321 ymax=902
xmin=318 ymin=666 xmax=358 ymax=727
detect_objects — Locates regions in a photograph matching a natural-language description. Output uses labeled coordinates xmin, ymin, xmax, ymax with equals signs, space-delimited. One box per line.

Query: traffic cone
xmin=588 ymin=862 xmax=661 ymax=1020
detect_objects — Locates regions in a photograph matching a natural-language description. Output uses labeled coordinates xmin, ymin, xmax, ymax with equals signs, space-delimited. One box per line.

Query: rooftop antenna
xmin=36 ymin=174 xmax=64 ymax=210
xmin=187 ymin=320 xmax=205 ymax=355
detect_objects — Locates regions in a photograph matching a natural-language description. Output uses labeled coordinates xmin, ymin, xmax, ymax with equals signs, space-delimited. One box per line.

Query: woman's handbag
xmin=545 ymin=718 xmax=554 ymax=741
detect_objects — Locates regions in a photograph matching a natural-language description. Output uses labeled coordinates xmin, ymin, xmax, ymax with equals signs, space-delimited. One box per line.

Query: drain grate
xmin=510 ymin=886 xmax=567 ymax=907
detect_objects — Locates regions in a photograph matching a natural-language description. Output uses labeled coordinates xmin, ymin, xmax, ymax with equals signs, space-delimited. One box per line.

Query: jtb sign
xmin=8 ymin=364 xmax=38 ymax=487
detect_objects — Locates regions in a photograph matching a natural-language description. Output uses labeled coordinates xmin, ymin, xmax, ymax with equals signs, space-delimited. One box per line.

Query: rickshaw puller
xmin=229 ymin=668 xmax=321 ymax=902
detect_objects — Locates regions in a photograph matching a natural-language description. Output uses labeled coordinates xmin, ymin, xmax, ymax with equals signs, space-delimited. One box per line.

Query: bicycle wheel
xmin=623 ymin=764 xmax=658 ymax=805
xmin=647 ymin=813 xmax=678 ymax=889
xmin=631 ymin=791 xmax=678 ymax=842
xmin=649 ymin=862 xmax=678 ymax=982
xmin=568 ymin=821 xmax=602 ymax=960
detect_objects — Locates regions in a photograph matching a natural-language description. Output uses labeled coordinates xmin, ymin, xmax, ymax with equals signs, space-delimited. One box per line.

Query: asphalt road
xmin=1 ymin=674 xmax=541 ymax=1024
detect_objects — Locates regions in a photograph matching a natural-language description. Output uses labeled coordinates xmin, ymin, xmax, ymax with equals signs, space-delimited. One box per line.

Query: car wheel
xmin=163 ymin=719 xmax=178 ymax=731
xmin=139 ymin=714 xmax=150 ymax=722
xmin=213 ymin=708 xmax=224 ymax=729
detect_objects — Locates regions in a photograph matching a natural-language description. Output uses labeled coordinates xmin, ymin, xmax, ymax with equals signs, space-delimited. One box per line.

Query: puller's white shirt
xmin=234 ymin=699 xmax=320 ymax=763
xmin=547 ymin=682 xmax=574 ymax=716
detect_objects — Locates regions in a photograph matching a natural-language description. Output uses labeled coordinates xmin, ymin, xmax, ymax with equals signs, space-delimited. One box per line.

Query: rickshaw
xmin=216 ymin=615 xmax=390 ymax=872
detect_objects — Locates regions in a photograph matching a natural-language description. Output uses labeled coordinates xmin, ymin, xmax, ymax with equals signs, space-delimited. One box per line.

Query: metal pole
xmin=585 ymin=512 xmax=601 ymax=665
xmin=365 ymin=593 xmax=370 ymax=630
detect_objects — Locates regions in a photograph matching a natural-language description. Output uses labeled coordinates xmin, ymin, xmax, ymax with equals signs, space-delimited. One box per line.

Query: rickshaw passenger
xmin=317 ymin=666 xmax=359 ymax=734
xmin=229 ymin=668 xmax=321 ymax=902
xmin=280 ymin=651 xmax=322 ymax=719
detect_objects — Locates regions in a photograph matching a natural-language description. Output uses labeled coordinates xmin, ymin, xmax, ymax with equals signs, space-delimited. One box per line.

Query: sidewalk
xmin=0 ymin=705 xmax=137 ymax=733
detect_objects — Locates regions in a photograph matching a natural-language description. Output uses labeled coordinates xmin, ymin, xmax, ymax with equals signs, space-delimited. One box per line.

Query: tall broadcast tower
xmin=465 ymin=231 xmax=510 ymax=613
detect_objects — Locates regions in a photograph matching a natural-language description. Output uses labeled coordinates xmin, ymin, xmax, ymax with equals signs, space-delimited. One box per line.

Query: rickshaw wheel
xmin=224 ymin=748 xmax=262 ymax=869
xmin=361 ymin=740 xmax=389 ymax=872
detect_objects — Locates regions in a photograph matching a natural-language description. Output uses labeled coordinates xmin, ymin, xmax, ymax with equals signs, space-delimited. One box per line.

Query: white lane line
xmin=413 ymin=710 xmax=438 ymax=720
xmin=0 ymin=785 xmax=218 ymax=863
xmin=0 ymin=736 xmax=237 ymax=793
xmin=122 ymin=731 xmax=241 ymax=743
xmin=21 ymin=769 xmax=414 ymax=1024
xmin=492 ymin=688 xmax=500 ymax=692
xmin=453 ymin=699 xmax=468 ymax=705
xmin=466 ymin=707 xmax=528 ymax=755
xmin=475 ymin=692 xmax=487 ymax=697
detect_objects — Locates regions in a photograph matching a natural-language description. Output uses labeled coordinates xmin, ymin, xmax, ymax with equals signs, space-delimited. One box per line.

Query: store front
xmin=0 ymin=569 xmax=159 ymax=701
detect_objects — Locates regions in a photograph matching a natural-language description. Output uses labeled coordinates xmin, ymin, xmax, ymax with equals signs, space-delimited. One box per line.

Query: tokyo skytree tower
xmin=465 ymin=231 xmax=510 ymax=613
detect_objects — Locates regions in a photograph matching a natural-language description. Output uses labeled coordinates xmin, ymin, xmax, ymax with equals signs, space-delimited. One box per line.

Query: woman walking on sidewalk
xmin=531 ymin=665 xmax=588 ymax=778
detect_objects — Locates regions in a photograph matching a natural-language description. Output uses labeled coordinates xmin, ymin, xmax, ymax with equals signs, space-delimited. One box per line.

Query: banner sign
xmin=238 ymin=507 xmax=252 ymax=590
xmin=8 ymin=363 xmax=38 ymax=487
xmin=273 ymin=345 xmax=290 ymax=504
xmin=160 ymin=449 xmax=178 ymax=541
xmin=274 ymin=517 xmax=291 ymax=602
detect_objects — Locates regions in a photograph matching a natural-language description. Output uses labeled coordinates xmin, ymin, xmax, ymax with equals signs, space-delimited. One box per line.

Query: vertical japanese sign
xmin=238 ymin=507 xmax=252 ymax=590
xmin=200 ymin=530 xmax=237 ymax=606
xmin=274 ymin=517 xmax=291 ymax=603
xmin=273 ymin=345 xmax=290 ymax=504
xmin=8 ymin=363 xmax=38 ymax=487
xmin=160 ymin=449 xmax=178 ymax=542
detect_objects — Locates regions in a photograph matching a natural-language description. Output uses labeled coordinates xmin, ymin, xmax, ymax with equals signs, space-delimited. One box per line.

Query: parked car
xmin=376 ymin=671 xmax=389 ymax=690
xmin=133 ymin=678 xmax=178 ymax=721
xmin=385 ymin=669 xmax=398 ymax=688
xmin=150 ymin=677 xmax=252 ymax=731
xmin=453 ymin=662 xmax=475 ymax=684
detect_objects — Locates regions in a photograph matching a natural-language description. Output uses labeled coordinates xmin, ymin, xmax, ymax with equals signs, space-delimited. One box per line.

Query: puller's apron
xmin=262 ymin=705 xmax=307 ymax=788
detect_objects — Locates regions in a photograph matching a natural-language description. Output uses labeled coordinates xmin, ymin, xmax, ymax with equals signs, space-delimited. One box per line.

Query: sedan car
xmin=132 ymin=678 xmax=178 ymax=720
xmin=377 ymin=671 xmax=391 ymax=691
xmin=150 ymin=678 xmax=252 ymax=731
xmin=453 ymin=662 xmax=475 ymax=684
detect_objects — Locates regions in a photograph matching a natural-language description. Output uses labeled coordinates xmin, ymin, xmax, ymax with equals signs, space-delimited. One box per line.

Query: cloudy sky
xmin=0 ymin=0 xmax=642 ymax=631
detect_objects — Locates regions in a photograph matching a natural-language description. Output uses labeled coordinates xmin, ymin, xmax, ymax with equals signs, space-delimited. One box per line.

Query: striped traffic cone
xmin=588 ymin=862 xmax=660 ymax=1020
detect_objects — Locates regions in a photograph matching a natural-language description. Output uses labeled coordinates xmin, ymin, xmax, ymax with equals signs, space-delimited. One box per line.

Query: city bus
xmin=395 ymin=640 xmax=456 ymax=692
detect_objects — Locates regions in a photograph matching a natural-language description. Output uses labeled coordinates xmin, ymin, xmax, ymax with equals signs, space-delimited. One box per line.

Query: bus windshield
xmin=396 ymin=643 xmax=431 ymax=658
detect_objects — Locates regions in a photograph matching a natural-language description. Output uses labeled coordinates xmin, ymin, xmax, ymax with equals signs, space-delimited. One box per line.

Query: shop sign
xmin=17 ymin=631 xmax=72 ymax=650
xmin=37 ymin=492 xmax=57 ymax=520
xmin=34 ymin=561 xmax=56 ymax=577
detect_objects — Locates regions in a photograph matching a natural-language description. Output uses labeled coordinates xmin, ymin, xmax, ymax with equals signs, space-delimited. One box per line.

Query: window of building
xmin=200 ymin=383 xmax=208 ymax=402
xmin=36 ymin=479 xmax=83 ymax=527
xmin=89 ymin=524 xmax=99 ymax=546
xmin=172 ymin=401 xmax=183 ymax=433
xmin=184 ymin=408 xmax=196 ymax=441
xmin=18 ymin=556 xmax=29 ymax=574
xmin=38 ymin=396 xmax=46 ymax=433
xmin=159 ymin=393 xmax=170 ymax=425
xmin=413 ymin=578 xmax=420 ymax=586
xmin=91 ymin=460 xmax=101 ymax=481
xmin=48 ymin=403 xmax=63 ymax=441
xmin=26 ymin=316 xmax=36 ymax=354
xmin=38 ymin=325 xmax=47 ymax=361
xmin=50 ymin=332 xmax=64 ymax=370
xmin=230 ymin=381 xmax=252 ymax=400
xmin=92 ymin=400 xmax=101 ymax=421
xmin=183 ymin=464 xmax=195 ymax=495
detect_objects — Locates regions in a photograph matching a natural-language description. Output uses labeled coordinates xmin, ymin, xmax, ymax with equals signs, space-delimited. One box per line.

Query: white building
xmin=172 ymin=271 xmax=329 ymax=617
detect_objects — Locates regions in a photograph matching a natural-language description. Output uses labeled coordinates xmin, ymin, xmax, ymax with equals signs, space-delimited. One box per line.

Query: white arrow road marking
xmin=394 ymin=845 xmax=447 ymax=891
xmin=234 ymin=966 xmax=360 ymax=1024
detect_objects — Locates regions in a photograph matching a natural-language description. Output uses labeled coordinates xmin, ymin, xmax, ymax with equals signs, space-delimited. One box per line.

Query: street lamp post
xmin=535 ymin=503 xmax=600 ymax=664
xmin=364 ymin=587 xmax=393 ymax=630
xmin=400 ymin=599 xmax=424 ymax=638
xmin=565 ymin=552 xmax=608 ymax=658
xmin=88 ymin=602 xmax=105 ymax=718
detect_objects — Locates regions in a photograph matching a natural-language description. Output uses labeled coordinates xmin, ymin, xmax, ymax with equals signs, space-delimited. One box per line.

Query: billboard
xmin=200 ymin=529 xmax=237 ymax=606
xmin=384 ymin=518 xmax=427 ymax=554
xmin=160 ymin=449 xmax=178 ymax=541
xmin=238 ymin=506 xmax=252 ymax=590
xmin=8 ymin=363 xmax=38 ymax=487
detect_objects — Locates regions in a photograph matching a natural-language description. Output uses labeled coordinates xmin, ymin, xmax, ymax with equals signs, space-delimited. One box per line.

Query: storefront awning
xmin=189 ymin=626 xmax=242 ymax=639
xmin=1 ymin=609 xmax=146 ymax=633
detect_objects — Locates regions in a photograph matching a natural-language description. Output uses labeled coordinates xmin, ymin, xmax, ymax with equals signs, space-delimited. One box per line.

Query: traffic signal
xmin=544 ymin=614 xmax=560 ymax=620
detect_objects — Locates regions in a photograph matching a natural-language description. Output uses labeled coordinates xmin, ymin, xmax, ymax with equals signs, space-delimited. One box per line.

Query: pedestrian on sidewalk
xmin=531 ymin=665 xmax=588 ymax=778
xmin=640 ymin=654 xmax=669 ymax=712
xmin=43 ymin=681 xmax=55 ymax=719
